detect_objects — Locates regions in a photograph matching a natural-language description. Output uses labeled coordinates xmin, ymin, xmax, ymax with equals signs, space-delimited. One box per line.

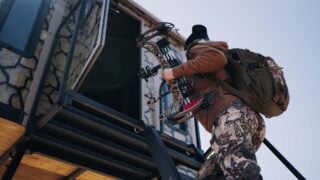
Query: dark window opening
xmin=78 ymin=9 xmax=141 ymax=119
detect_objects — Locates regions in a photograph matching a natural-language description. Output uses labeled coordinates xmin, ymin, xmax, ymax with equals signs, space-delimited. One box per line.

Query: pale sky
xmin=134 ymin=0 xmax=320 ymax=179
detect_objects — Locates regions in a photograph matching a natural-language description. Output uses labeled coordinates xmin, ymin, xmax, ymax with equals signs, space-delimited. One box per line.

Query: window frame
xmin=0 ymin=0 xmax=51 ymax=57
xmin=0 ymin=0 xmax=14 ymax=31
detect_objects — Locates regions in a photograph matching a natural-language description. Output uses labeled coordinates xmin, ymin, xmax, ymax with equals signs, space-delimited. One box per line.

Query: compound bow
xmin=137 ymin=22 xmax=205 ymax=124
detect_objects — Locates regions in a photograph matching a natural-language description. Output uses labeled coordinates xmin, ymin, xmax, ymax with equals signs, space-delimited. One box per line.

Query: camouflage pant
xmin=197 ymin=100 xmax=266 ymax=180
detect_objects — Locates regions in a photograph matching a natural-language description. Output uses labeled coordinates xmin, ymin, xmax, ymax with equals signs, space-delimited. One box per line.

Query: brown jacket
xmin=172 ymin=41 xmax=239 ymax=132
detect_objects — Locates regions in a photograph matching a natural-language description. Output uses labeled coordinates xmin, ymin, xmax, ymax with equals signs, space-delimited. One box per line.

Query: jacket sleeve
xmin=172 ymin=48 xmax=227 ymax=78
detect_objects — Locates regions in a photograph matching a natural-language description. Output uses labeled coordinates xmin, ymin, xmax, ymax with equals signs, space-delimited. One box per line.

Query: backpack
xmin=220 ymin=48 xmax=289 ymax=118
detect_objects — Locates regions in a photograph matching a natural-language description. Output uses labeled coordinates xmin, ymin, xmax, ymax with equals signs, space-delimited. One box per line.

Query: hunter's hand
xmin=162 ymin=68 xmax=174 ymax=82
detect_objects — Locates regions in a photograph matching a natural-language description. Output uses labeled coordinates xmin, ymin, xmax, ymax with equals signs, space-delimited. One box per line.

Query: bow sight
xmin=137 ymin=22 xmax=204 ymax=124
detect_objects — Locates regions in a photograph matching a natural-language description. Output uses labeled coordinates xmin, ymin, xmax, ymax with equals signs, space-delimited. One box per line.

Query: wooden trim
xmin=0 ymin=118 xmax=25 ymax=156
xmin=77 ymin=170 xmax=117 ymax=180
xmin=0 ymin=153 xmax=117 ymax=179
xmin=0 ymin=163 xmax=65 ymax=180
xmin=20 ymin=153 xmax=77 ymax=176
xmin=65 ymin=168 xmax=86 ymax=180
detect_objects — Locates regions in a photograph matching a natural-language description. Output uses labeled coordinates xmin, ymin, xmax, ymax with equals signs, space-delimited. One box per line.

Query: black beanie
xmin=184 ymin=24 xmax=209 ymax=50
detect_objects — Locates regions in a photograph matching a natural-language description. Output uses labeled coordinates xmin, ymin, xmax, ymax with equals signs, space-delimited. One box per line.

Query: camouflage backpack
xmin=221 ymin=48 xmax=289 ymax=118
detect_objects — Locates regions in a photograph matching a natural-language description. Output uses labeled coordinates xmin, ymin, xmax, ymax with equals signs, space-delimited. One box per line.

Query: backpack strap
xmin=224 ymin=49 xmax=252 ymax=86
xmin=211 ymin=75 xmax=242 ymax=98
xmin=217 ymin=78 xmax=244 ymax=98
xmin=209 ymin=48 xmax=248 ymax=98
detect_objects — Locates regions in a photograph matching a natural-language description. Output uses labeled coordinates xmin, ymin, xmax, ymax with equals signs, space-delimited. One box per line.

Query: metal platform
xmin=24 ymin=91 xmax=204 ymax=179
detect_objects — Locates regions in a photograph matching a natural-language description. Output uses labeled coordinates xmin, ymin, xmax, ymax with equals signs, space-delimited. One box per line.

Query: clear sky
xmin=134 ymin=0 xmax=320 ymax=179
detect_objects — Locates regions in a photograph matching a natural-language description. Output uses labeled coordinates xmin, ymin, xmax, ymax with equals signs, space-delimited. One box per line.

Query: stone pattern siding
xmin=36 ymin=0 xmax=104 ymax=115
xmin=0 ymin=0 xmax=56 ymax=109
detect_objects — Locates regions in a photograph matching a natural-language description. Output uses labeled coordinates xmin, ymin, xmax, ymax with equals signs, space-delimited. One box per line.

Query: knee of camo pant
xmin=197 ymin=157 xmax=227 ymax=180
xmin=221 ymin=154 xmax=261 ymax=180
xmin=197 ymin=158 xmax=216 ymax=180
xmin=241 ymin=163 xmax=261 ymax=180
